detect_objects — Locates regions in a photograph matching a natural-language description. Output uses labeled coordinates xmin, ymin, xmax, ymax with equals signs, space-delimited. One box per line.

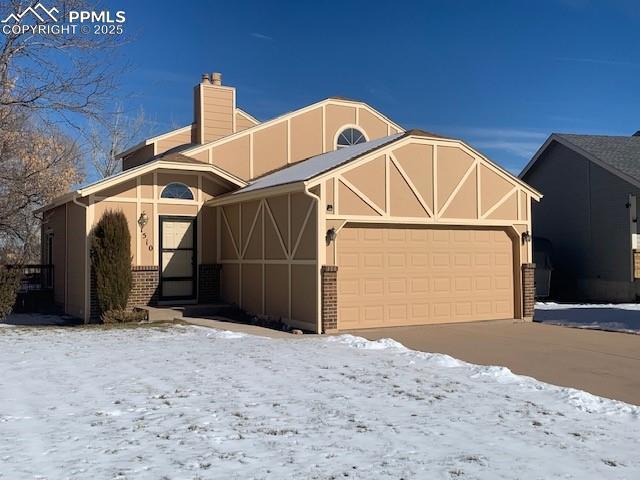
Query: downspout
xmin=72 ymin=197 xmax=90 ymax=323
xmin=302 ymin=185 xmax=323 ymax=334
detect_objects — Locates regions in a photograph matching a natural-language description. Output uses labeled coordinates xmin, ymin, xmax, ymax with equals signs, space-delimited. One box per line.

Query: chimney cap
xmin=201 ymin=73 xmax=210 ymax=84
xmin=211 ymin=72 xmax=222 ymax=86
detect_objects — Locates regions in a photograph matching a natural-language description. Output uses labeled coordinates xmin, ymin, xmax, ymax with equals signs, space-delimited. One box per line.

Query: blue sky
xmin=112 ymin=0 xmax=640 ymax=173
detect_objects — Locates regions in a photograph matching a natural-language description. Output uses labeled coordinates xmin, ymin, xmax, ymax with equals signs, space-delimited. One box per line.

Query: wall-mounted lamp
xmin=326 ymin=227 xmax=337 ymax=243
xmin=522 ymin=230 xmax=531 ymax=243
xmin=326 ymin=204 xmax=334 ymax=213
xmin=137 ymin=211 xmax=149 ymax=232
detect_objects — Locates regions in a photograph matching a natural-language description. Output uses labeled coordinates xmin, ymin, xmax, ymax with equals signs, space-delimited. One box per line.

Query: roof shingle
xmin=555 ymin=133 xmax=640 ymax=184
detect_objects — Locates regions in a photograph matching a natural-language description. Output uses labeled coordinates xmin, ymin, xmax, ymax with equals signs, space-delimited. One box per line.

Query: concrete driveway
xmin=346 ymin=320 xmax=640 ymax=405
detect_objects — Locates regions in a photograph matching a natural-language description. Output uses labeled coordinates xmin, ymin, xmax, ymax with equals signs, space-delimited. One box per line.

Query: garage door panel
xmin=338 ymin=226 xmax=514 ymax=328
xmin=410 ymin=253 xmax=428 ymax=267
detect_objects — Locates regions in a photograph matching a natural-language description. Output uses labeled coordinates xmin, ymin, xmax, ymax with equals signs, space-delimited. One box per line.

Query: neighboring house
xmin=521 ymin=133 xmax=640 ymax=302
xmin=38 ymin=72 xmax=541 ymax=332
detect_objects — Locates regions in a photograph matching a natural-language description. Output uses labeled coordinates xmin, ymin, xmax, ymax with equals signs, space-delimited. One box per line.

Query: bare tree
xmin=0 ymin=0 xmax=123 ymax=121
xmin=89 ymin=104 xmax=148 ymax=178
xmin=0 ymin=0 xmax=125 ymax=259
xmin=0 ymin=107 xmax=82 ymax=262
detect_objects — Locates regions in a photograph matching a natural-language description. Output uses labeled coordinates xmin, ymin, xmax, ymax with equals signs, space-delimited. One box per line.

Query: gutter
xmin=301 ymin=185 xmax=323 ymax=335
xmin=205 ymin=181 xmax=307 ymax=207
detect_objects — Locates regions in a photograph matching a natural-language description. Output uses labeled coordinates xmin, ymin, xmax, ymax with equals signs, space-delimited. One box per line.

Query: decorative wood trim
xmin=389 ymin=153 xmax=433 ymax=217
xmin=439 ymin=159 xmax=477 ymax=217
xmin=241 ymin=201 xmax=262 ymax=258
xmin=153 ymin=172 xmax=158 ymax=266
xmin=287 ymin=193 xmax=292 ymax=254
xmin=333 ymin=176 xmax=339 ymax=216
xmin=481 ymin=187 xmax=518 ymax=219
xmin=249 ymin=132 xmax=254 ymax=178
xmin=321 ymin=104 xmax=326 ymax=152
xmin=384 ymin=154 xmax=390 ymax=216
xmin=287 ymin=118 xmax=291 ymax=164
xmin=261 ymin=199 xmax=266 ymax=313
xmin=476 ymin=163 xmax=482 ymax=219
xmin=220 ymin=207 xmax=240 ymax=258
xmin=292 ymin=198 xmax=315 ymax=258
xmin=433 ymin=145 xmax=439 ymax=218
xmin=135 ymin=176 xmax=141 ymax=265
xmin=326 ymin=214 xmax=519 ymax=227
xmin=264 ymin=199 xmax=289 ymax=258
xmin=338 ymin=176 xmax=385 ymax=216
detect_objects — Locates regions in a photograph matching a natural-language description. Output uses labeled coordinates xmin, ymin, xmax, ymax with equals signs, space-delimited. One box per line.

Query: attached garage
xmin=209 ymin=130 xmax=541 ymax=333
xmin=338 ymin=225 xmax=516 ymax=329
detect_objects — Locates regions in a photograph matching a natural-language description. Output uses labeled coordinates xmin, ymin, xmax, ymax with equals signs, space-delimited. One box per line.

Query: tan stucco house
xmin=521 ymin=133 xmax=640 ymax=302
xmin=39 ymin=72 xmax=541 ymax=332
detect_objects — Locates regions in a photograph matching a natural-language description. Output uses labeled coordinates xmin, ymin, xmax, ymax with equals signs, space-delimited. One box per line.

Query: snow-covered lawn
xmin=1 ymin=325 xmax=639 ymax=479
xmin=536 ymin=302 xmax=640 ymax=334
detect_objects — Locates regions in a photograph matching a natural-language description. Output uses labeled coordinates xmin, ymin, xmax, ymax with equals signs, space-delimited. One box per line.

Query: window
xmin=336 ymin=127 xmax=366 ymax=149
xmin=161 ymin=182 xmax=194 ymax=200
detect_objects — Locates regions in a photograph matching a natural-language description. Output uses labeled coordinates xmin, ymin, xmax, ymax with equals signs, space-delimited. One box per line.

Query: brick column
xmin=126 ymin=266 xmax=160 ymax=310
xmin=634 ymin=252 xmax=640 ymax=279
xmin=198 ymin=263 xmax=221 ymax=303
xmin=522 ymin=263 xmax=536 ymax=321
xmin=89 ymin=268 xmax=99 ymax=322
xmin=321 ymin=265 xmax=338 ymax=333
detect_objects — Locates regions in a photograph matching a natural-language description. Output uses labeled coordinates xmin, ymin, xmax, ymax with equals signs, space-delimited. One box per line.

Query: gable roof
xmin=520 ymin=133 xmax=640 ymax=188
xmin=38 ymin=154 xmax=247 ymax=213
xmin=209 ymin=129 xmax=541 ymax=206
xmin=232 ymin=133 xmax=404 ymax=195
xmin=181 ymin=97 xmax=405 ymax=157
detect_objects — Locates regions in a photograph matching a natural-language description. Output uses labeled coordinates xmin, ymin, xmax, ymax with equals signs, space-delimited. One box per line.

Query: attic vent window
xmin=336 ymin=127 xmax=366 ymax=149
xmin=161 ymin=183 xmax=194 ymax=200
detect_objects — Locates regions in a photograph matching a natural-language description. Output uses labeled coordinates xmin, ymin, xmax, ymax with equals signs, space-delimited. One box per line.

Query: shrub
xmin=0 ymin=267 xmax=21 ymax=321
xmin=101 ymin=309 xmax=147 ymax=324
xmin=91 ymin=210 xmax=132 ymax=317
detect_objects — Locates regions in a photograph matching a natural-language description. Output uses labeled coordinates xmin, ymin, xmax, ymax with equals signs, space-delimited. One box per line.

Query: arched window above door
xmin=161 ymin=182 xmax=194 ymax=200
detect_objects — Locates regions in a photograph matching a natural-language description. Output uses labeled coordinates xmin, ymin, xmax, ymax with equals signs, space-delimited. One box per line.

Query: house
xmin=520 ymin=133 xmax=640 ymax=302
xmin=39 ymin=72 xmax=541 ymax=332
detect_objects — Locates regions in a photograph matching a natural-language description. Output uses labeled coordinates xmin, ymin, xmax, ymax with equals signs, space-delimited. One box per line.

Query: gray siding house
xmin=521 ymin=133 xmax=640 ymax=302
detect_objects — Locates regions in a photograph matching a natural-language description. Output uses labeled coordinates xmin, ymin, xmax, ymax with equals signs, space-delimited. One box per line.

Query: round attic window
xmin=336 ymin=127 xmax=366 ymax=149
xmin=161 ymin=182 xmax=194 ymax=200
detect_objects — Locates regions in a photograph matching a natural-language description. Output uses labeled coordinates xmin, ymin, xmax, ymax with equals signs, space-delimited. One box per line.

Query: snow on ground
xmin=536 ymin=302 xmax=640 ymax=334
xmin=1 ymin=325 xmax=639 ymax=479
xmin=2 ymin=313 xmax=80 ymax=326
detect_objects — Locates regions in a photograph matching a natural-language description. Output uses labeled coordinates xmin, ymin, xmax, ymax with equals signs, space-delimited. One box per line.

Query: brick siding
xmin=90 ymin=265 xmax=159 ymax=322
xmin=126 ymin=266 xmax=160 ymax=311
xmin=198 ymin=264 xmax=221 ymax=303
xmin=522 ymin=263 xmax=536 ymax=320
xmin=321 ymin=265 xmax=338 ymax=333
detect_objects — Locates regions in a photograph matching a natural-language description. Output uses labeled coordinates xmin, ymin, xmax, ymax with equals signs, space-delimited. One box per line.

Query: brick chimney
xmin=194 ymin=72 xmax=235 ymax=144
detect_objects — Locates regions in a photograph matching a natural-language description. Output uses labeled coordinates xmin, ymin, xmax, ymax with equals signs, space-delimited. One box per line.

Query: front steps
xmin=137 ymin=303 xmax=236 ymax=323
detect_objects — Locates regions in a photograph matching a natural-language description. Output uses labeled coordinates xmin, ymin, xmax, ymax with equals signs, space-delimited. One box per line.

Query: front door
xmin=159 ymin=216 xmax=196 ymax=300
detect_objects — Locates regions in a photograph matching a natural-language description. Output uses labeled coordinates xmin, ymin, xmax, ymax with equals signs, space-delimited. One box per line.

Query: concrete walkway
xmin=180 ymin=316 xmax=293 ymax=339
xmin=346 ymin=320 xmax=640 ymax=405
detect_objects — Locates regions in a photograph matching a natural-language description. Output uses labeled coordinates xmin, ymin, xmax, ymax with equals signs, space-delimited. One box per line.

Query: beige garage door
xmin=338 ymin=226 xmax=515 ymax=329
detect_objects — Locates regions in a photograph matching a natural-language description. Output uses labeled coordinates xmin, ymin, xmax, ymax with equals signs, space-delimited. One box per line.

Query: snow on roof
xmin=233 ymin=133 xmax=404 ymax=195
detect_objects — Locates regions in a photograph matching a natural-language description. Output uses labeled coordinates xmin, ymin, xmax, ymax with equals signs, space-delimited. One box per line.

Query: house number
xmin=142 ymin=231 xmax=154 ymax=251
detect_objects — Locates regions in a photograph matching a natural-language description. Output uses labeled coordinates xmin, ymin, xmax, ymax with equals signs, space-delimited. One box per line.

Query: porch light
xmin=326 ymin=227 xmax=337 ymax=243
xmin=327 ymin=204 xmax=334 ymax=213
xmin=522 ymin=230 xmax=531 ymax=243
xmin=137 ymin=211 xmax=149 ymax=232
